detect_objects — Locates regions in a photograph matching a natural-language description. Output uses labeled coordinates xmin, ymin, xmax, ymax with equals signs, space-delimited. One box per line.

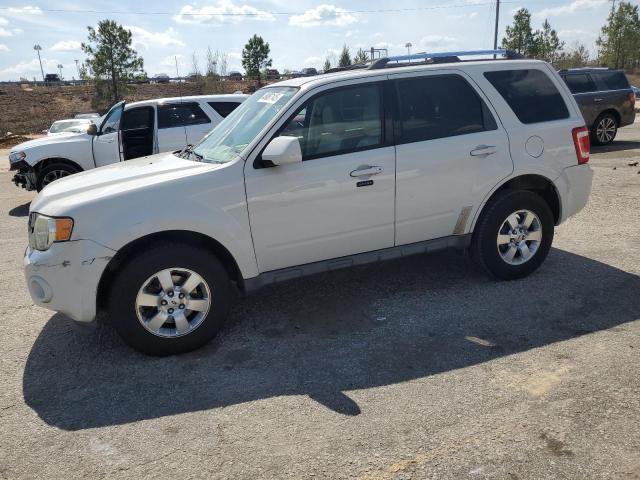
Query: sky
xmin=0 ymin=0 xmax=636 ymax=81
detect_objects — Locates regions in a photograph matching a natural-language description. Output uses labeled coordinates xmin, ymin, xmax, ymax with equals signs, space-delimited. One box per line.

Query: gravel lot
xmin=0 ymin=123 xmax=639 ymax=479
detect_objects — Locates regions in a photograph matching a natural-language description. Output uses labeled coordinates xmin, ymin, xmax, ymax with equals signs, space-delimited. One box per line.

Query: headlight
xmin=9 ymin=151 xmax=26 ymax=163
xmin=28 ymin=213 xmax=74 ymax=251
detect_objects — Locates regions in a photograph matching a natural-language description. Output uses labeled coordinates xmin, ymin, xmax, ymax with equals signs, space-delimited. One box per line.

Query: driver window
xmin=279 ymin=84 xmax=382 ymax=160
xmin=101 ymin=107 xmax=122 ymax=134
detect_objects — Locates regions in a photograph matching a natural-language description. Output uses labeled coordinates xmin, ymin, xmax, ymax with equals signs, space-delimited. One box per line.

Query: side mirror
xmin=262 ymin=136 xmax=302 ymax=166
xmin=86 ymin=123 xmax=98 ymax=136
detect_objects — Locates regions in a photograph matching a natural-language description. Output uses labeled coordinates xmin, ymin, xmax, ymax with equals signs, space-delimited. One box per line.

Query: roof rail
xmin=369 ymin=49 xmax=524 ymax=70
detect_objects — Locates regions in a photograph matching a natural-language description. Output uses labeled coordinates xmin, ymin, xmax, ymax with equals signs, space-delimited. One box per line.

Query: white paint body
xmin=24 ymin=59 xmax=593 ymax=324
xmin=9 ymin=94 xmax=248 ymax=182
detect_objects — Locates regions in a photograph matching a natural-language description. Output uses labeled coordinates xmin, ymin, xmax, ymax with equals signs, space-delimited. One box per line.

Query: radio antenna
xmin=174 ymin=55 xmax=188 ymax=146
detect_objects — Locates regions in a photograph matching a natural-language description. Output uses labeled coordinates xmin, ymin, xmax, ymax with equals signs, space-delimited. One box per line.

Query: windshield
xmin=192 ymin=86 xmax=298 ymax=163
xmin=49 ymin=120 xmax=88 ymax=133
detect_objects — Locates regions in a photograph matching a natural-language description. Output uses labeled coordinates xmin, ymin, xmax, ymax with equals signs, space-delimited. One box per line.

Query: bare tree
xmin=219 ymin=53 xmax=229 ymax=77
xmin=206 ymin=47 xmax=219 ymax=77
xmin=191 ymin=51 xmax=201 ymax=76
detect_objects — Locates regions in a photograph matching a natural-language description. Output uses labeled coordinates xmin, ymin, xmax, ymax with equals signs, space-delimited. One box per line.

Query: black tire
xmin=590 ymin=112 xmax=618 ymax=146
xmin=36 ymin=162 xmax=79 ymax=191
xmin=106 ymin=242 xmax=231 ymax=356
xmin=471 ymin=190 xmax=554 ymax=280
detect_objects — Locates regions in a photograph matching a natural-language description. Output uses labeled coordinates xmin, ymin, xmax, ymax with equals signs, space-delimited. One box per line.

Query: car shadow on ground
xmin=23 ymin=248 xmax=640 ymax=431
xmin=592 ymin=140 xmax=640 ymax=154
xmin=9 ymin=201 xmax=30 ymax=217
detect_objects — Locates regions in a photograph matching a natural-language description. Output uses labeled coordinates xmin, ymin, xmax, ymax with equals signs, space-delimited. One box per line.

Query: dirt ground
xmin=0 ymin=122 xmax=639 ymax=479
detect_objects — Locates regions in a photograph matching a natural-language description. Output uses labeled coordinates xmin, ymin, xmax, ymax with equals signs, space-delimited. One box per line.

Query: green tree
xmin=534 ymin=19 xmax=564 ymax=62
xmin=242 ymin=34 xmax=272 ymax=80
xmin=555 ymin=43 xmax=591 ymax=70
xmin=323 ymin=58 xmax=331 ymax=72
xmin=502 ymin=8 xmax=537 ymax=57
xmin=81 ymin=19 xmax=144 ymax=101
xmin=353 ymin=48 xmax=369 ymax=64
xmin=597 ymin=1 xmax=640 ymax=70
xmin=338 ymin=44 xmax=352 ymax=67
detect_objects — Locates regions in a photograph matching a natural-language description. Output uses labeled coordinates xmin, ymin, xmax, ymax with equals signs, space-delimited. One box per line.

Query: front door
xmin=244 ymin=82 xmax=396 ymax=273
xmin=93 ymin=101 xmax=124 ymax=168
xmin=391 ymin=71 xmax=513 ymax=245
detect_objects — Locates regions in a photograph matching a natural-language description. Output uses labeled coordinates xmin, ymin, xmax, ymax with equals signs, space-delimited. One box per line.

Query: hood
xmin=30 ymin=152 xmax=221 ymax=215
xmin=11 ymin=132 xmax=90 ymax=152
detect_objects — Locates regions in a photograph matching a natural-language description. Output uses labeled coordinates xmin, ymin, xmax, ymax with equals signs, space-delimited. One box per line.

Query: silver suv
xmin=24 ymin=50 xmax=593 ymax=355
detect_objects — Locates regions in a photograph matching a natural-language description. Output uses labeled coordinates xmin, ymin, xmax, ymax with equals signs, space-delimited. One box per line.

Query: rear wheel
xmin=36 ymin=162 xmax=79 ymax=191
xmin=591 ymin=113 xmax=618 ymax=146
xmin=472 ymin=190 xmax=554 ymax=280
xmin=106 ymin=243 xmax=231 ymax=356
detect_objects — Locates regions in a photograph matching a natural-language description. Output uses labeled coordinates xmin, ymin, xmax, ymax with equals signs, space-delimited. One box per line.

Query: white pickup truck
xmin=10 ymin=94 xmax=247 ymax=191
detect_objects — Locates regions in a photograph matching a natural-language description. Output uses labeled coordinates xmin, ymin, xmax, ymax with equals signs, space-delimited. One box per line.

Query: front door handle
xmin=350 ymin=165 xmax=383 ymax=177
xmin=470 ymin=145 xmax=497 ymax=157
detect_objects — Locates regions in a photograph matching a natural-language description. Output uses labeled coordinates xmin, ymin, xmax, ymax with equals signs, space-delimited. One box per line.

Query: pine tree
xmin=596 ymin=2 xmax=640 ymax=70
xmin=338 ymin=45 xmax=352 ymax=68
xmin=242 ymin=34 xmax=272 ymax=80
xmin=502 ymin=8 xmax=537 ymax=57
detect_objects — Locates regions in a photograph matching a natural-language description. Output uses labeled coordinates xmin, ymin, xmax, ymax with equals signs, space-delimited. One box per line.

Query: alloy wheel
xmin=42 ymin=169 xmax=70 ymax=187
xmin=496 ymin=210 xmax=543 ymax=265
xmin=596 ymin=117 xmax=616 ymax=144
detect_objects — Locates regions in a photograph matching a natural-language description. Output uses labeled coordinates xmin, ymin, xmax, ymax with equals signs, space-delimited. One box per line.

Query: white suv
xmin=24 ymin=50 xmax=593 ymax=355
xmin=10 ymin=94 xmax=247 ymax=191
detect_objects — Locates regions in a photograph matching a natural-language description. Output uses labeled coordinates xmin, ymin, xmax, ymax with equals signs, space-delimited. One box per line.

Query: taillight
xmin=629 ymin=92 xmax=636 ymax=105
xmin=572 ymin=126 xmax=590 ymax=164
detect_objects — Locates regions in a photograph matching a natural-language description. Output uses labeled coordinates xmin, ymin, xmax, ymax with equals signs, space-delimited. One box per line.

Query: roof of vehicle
xmin=559 ymin=67 xmax=622 ymax=73
xmin=126 ymin=94 xmax=249 ymax=108
xmin=51 ymin=118 xmax=91 ymax=124
xmin=271 ymin=58 xmax=547 ymax=90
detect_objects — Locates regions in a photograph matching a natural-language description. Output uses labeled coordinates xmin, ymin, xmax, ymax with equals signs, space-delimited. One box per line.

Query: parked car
xmin=559 ymin=68 xmax=635 ymax=145
xmin=45 ymin=119 xmax=93 ymax=135
xmin=301 ymin=67 xmax=318 ymax=76
xmin=24 ymin=50 xmax=593 ymax=355
xmin=227 ymin=71 xmax=243 ymax=81
xmin=266 ymin=69 xmax=280 ymax=80
xmin=10 ymin=94 xmax=248 ymax=191
xmin=152 ymin=73 xmax=171 ymax=83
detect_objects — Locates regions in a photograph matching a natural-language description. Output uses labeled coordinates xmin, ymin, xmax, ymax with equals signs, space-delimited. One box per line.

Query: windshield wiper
xmin=178 ymin=145 xmax=203 ymax=161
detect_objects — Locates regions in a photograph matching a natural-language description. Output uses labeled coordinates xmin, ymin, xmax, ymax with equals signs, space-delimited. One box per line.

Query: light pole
xmin=33 ymin=45 xmax=45 ymax=83
xmin=74 ymin=59 xmax=81 ymax=79
xmin=57 ymin=64 xmax=63 ymax=80
xmin=405 ymin=42 xmax=412 ymax=55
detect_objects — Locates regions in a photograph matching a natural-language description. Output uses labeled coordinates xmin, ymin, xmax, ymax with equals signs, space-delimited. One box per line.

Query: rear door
xmin=157 ymin=102 xmax=212 ymax=151
xmin=390 ymin=70 xmax=512 ymax=245
xmin=590 ymin=70 xmax=634 ymax=125
xmin=561 ymin=72 xmax=598 ymax=125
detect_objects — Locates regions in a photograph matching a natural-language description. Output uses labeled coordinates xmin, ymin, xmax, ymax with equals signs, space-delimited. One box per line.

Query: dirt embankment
xmin=0 ymin=80 xmax=257 ymax=135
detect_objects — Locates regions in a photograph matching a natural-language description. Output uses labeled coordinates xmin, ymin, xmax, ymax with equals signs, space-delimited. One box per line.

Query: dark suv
xmin=559 ymin=68 xmax=635 ymax=145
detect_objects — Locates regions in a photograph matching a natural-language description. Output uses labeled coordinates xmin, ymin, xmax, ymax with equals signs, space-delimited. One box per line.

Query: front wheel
xmin=106 ymin=243 xmax=231 ymax=355
xmin=36 ymin=162 xmax=79 ymax=191
xmin=472 ymin=190 xmax=554 ymax=280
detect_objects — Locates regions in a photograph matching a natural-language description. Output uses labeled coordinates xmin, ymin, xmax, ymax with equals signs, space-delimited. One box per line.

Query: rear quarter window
xmin=562 ymin=74 xmax=597 ymax=94
xmin=592 ymin=71 xmax=630 ymax=90
xmin=484 ymin=69 xmax=569 ymax=124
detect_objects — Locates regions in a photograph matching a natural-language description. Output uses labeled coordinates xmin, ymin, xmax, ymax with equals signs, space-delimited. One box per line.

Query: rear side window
xmin=396 ymin=74 xmax=497 ymax=144
xmin=208 ymin=101 xmax=241 ymax=118
xmin=592 ymin=71 xmax=629 ymax=90
xmin=158 ymin=102 xmax=211 ymax=129
xmin=484 ymin=69 xmax=569 ymax=124
xmin=562 ymin=74 xmax=597 ymax=94
xmin=122 ymin=107 xmax=154 ymax=130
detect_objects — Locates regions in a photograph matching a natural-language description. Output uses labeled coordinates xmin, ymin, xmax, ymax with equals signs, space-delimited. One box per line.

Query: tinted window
xmin=592 ymin=71 xmax=629 ymax=90
xmin=484 ymin=69 xmax=569 ymax=124
xmin=396 ymin=74 xmax=497 ymax=144
xmin=101 ymin=106 xmax=122 ymax=134
xmin=562 ymin=74 xmax=597 ymax=94
xmin=158 ymin=102 xmax=210 ymax=129
xmin=122 ymin=107 xmax=154 ymax=130
xmin=208 ymin=101 xmax=241 ymax=118
xmin=279 ymin=84 xmax=383 ymax=160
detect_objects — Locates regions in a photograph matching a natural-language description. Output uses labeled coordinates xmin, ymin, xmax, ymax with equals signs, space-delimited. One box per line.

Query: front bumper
xmin=10 ymin=160 xmax=36 ymax=190
xmin=24 ymin=239 xmax=116 ymax=323
xmin=554 ymin=164 xmax=594 ymax=224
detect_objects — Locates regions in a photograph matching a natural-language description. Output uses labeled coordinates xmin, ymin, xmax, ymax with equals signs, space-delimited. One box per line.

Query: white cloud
xmin=289 ymin=4 xmax=357 ymax=27
xmin=535 ymin=0 xmax=607 ymax=17
xmin=5 ymin=6 xmax=42 ymax=15
xmin=159 ymin=54 xmax=186 ymax=72
xmin=50 ymin=40 xmax=82 ymax=52
xmin=0 ymin=17 xmax=8 ymax=25
xmin=126 ymin=26 xmax=185 ymax=49
xmin=174 ymin=0 xmax=275 ymax=25
xmin=0 ymin=22 xmax=22 ymax=37
xmin=419 ymin=35 xmax=458 ymax=50
xmin=304 ymin=56 xmax=322 ymax=66
xmin=448 ymin=11 xmax=478 ymax=20
xmin=0 ymin=44 xmax=9 ymax=52
xmin=1 ymin=58 xmax=59 ymax=77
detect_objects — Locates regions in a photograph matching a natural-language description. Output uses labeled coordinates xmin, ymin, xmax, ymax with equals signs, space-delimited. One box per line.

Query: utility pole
xmin=405 ymin=42 xmax=412 ymax=55
xmin=57 ymin=64 xmax=63 ymax=80
xmin=33 ymin=45 xmax=45 ymax=83
xmin=74 ymin=59 xmax=81 ymax=79
xmin=493 ymin=0 xmax=501 ymax=51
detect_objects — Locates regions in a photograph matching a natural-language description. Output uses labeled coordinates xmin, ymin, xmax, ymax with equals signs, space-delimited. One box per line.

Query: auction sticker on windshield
xmin=257 ymin=91 xmax=285 ymax=104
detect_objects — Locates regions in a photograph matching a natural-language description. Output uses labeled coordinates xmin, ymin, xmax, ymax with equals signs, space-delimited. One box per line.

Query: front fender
xmin=19 ymin=137 xmax=95 ymax=171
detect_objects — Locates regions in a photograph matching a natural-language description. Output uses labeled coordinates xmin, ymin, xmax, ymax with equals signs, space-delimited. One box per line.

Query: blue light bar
xmin=387 ymin=49 xmax=508 ymax=62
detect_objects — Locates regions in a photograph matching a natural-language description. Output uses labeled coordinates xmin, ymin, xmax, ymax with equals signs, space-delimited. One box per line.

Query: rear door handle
xmin=470 ymin=145 xmax=497 ymax=157
xmin=350 ymin=165 xmax=383 ymax=177
xmin=594 ymin=98 xmax=603 ymax=102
